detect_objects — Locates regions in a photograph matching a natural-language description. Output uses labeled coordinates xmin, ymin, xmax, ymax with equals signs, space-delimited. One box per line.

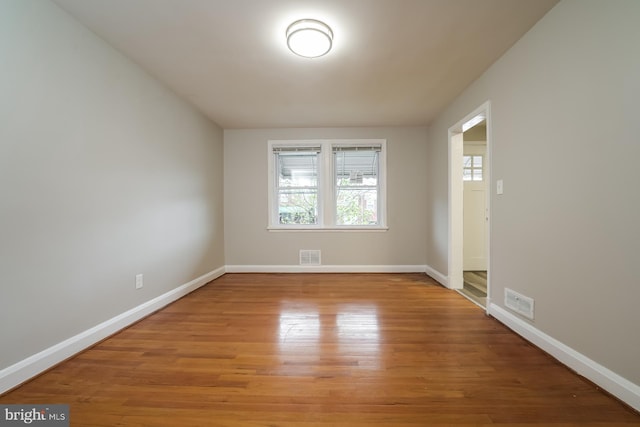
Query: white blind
xmin=273 ymin=146 xmax=321 ymax=153
xmin=334 ymin=149 xmax=379 ymax=180
xmin=332 ymin=145 xmax=382 ymax=152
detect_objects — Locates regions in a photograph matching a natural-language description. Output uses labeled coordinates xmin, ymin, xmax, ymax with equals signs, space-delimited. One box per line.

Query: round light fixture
xmin=286 ymin=19 xmax=333 ymax=58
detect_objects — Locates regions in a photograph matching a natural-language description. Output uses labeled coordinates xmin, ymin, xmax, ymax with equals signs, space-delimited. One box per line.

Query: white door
xmin=463 ymin=143 xmax=487 ymax=271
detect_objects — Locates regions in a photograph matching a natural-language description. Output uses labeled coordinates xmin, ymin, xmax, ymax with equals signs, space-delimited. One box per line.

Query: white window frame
xmin=463 ymin=154 xmax=483 ymax=182
xmin=268 ymin=139 xmax=387 ymax=231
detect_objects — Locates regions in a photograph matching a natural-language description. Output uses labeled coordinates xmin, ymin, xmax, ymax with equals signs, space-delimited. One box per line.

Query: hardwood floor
xmin=1 ymin=273 xmax=638 ymax=426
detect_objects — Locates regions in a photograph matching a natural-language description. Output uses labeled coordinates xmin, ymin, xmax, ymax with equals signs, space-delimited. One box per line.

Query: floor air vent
xmin=299 ymin=250 xmax=321 ymax=266
xmin=505 ymin=288 xmax=534 ymax=320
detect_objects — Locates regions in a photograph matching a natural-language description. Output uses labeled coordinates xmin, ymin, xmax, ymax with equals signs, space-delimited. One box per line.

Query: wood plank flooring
xmin=1 ymin=273 xmax=638 ymax=426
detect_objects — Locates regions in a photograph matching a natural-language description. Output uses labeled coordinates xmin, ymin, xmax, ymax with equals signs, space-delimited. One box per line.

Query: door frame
xmin=448 ymin=101 xmax=491 ymax=310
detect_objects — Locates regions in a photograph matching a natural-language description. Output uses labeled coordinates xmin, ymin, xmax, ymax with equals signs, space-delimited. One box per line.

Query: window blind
xmin=272 ymin=146 xmax=321 ymax=153
xmin=332 ymin=145 xmax=382 ymax=152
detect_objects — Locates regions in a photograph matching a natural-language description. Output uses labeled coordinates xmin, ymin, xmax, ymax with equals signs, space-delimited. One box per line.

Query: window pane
xmin=473 ymin=156 xmax=483 ymax=168
xmin=336 ymin=188 xmax=377 ymax=225
xmin=473 ymin=169 xmax=483 ymax=181
xmin=463 ymin=155 xmax=472 ymax=168
xmin=335 ymin=150 xmax=378 ymax=187
xmin=334 ymin=148 xmax=380 ymax=226
xmin=278 ymin=189 xmax=317 ymax=224
xmin=277 ymin=153 xmax=318 ymax=188
xmin=463 ymin=168 xmax=472 ymax=181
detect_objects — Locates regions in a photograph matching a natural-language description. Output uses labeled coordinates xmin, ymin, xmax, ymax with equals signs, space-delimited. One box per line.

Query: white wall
xmin=426 ymin=0 xmax=640 ymax=387
xmin=224 ymin=127 xmax=428 ymax=269
xmin=0 ymin=0 xmax=224 ymax=370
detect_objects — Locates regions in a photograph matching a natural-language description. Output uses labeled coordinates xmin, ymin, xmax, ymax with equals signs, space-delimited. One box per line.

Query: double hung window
xmin=268 ymin=140 xmax=386 ymax=230
xmin=273 ymin=146 xmax=320 ymax=225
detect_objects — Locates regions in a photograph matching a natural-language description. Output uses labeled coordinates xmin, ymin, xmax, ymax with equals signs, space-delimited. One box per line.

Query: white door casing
xmin=448 ymin=100 xmax=491 ymax=311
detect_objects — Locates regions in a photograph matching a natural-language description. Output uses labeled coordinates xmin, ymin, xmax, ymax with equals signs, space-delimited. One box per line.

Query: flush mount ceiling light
xmin=286 ymin=19 xmax=333 ymax=58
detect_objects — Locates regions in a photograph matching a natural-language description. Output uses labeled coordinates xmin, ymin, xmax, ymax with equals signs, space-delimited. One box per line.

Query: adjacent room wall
xmin=426 ymin=0 xmax=640 ymax=386
xmin=224 ymin=127 xmax=428 ymax=269
xmin=0 ymin=0 xmax=224 ymax=370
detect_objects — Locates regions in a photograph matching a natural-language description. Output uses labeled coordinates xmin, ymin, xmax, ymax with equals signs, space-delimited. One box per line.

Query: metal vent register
xmin=299 ymin=250 xmax=321 ymax=266
xmin=505 ymin=288 xmax=535 ymax=320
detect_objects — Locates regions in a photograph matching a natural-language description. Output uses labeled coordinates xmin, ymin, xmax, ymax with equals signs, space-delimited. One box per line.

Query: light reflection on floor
xmin=278 ymin=306 xmax=320 ymax=344
xmin=278 ymin=303 xmax=380 ymax=372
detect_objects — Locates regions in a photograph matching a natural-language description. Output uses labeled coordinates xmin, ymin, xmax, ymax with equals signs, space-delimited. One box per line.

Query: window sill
xmin=267 ymin=226 xmax=389 ymax=232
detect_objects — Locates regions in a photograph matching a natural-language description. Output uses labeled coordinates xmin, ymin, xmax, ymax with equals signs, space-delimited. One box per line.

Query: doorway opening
xmin=448 ymin=101 xmax=491 ymax=310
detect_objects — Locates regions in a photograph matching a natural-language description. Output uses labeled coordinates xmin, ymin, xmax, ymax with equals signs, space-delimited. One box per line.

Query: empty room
xmin=1 ymin=0 xmax=639 ymax=425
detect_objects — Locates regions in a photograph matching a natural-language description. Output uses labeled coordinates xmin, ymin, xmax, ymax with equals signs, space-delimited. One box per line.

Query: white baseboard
xmin=0 ymin=266 xmax=225 ymax=395
xmin=489 ymin=303 xmax=640 ymax=412
xmin=225 ymin=265 xmax=427 ymax=273
xmin=7 ymin=266 xmax=637 ymax=414
xmin=424 ymin=264 xmax=448 ymax=287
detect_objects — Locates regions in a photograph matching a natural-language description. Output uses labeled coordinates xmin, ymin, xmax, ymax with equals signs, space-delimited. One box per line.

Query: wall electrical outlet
xmin=135 ymin=274 xmax=144 ymax=289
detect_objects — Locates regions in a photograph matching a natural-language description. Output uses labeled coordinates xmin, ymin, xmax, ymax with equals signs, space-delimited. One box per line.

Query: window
xmin=463 ymin=155 xmax=483 ymax=181
xmin=268 ymin=140 xmax=386 ymax=230
xmin=273 ymin=146 xmax=320 ymax=225
xmin=334 ymin=146 xmax=380 ymax=225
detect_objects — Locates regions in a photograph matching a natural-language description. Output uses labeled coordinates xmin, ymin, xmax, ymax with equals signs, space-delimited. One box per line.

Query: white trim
xmin=448 ymin=131 xmax=464 ymax=290
xmin=424 ymin=265 xmax=449 ymax=287
xmin=489 ymin=303 xmax=640 ymax=412
xmin=448 ymin=101 xmax=492 ymax=293
xmin=267 ymin=226 xmax=389 ymax=232
xmin=0 ymin=266 xmax=226 ymax=395
xmin=225 ymin=265 xmax=426 ymax=273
